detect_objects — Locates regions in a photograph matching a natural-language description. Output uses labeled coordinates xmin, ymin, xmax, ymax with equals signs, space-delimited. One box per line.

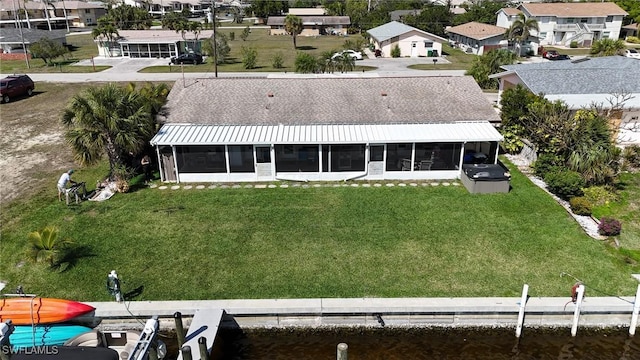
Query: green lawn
xmin=1 ymin=160 xmax=638 ymax=302
xmin=408 ymin=44 xmax=477 ymax=72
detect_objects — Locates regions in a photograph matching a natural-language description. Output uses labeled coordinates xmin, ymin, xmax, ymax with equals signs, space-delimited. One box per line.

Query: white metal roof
xmin=151 ymin=122 xmax=503 ymax=146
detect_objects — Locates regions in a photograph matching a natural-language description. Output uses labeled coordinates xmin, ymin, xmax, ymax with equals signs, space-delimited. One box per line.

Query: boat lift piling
xmin=0 ymin=320 xmax=14 ymax=360
xmin=180 ymin=346 xmax=193 ymax=360
xmin=198 ymin=337 xmax=209 ymax=360
xmin=629 ymin=284 xmax=640 ymax=336
xmin=337 ymin=343 xmax=348 ymax=360
xmin=571 ymin=285 xmax=585 ymax=337
xmin=174 ymin=312 xmax=186 ymax=348
xmin=515 ymin=284 xmax=529 ymax=338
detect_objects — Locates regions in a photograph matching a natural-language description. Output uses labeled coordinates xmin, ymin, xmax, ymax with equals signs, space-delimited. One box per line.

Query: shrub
xmin=229 ymin=32 xmax=235 ymax=41
xmin=598 ymin=217 xmax=621 ymax=236
xmin=241 ymin=46 xmax=257 ymax=69
xmin=544 ymin=170 xmax=585 ymax=200
xmin=570 ymin=41 xmax=578 ymax=48
xmin=533 ymin=153 xmax=562 ymax=178
xmin=626 ymin=36 xmax=640 ymax=44
xmin=391 ymin=44 xmax=401 ymax=58
xmin=28 ymin=226 xmax=72 ymax=267
xmin=622 ymin=145 xmax=640 ymax=169
xmin=582 ymin=186 xmax=618 ymax=206
xmin=498 ymin=124 xmax=524 ymax=154
xmin=272 ymin=51 xmax=284 ymax=69
xmin=569 ymin=197 xmax=592 ymax=216
xmin=295 ymin=52 xmax=318 ymax=73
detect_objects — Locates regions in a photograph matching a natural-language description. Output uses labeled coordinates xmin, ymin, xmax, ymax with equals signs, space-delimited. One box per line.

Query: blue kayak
xmin=10 ymin=325 xmax=93 ymax=349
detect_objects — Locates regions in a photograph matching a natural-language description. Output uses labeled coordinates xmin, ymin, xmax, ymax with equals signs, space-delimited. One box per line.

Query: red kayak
xmin=0 ymin=297 xmax=95 ymax=325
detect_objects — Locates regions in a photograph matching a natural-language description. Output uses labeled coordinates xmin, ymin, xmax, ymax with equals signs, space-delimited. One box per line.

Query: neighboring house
xmin=621 ymin=23 xmax=638 ymax=39
xmin=144 ymin=0 xmax=210 ymax=18
xmin=496 ymin=2 xmax=628 ymax=48
xmin=267 ymin=16 xmax=350 ymax=36
xmin=150 ymin=76 xmax=503 ymax=183
xmin=0 ymin=28 xmax=67 ymax=60
xmin=367 ymin=21 xmax=447 ymax=58
xmin=287 ymin=8 xmax=326 ymax=16
xmin=446 ymin=22 xmax=507 ymax=56
xmin=491 ymin=57 xmax=640 ymax=146
xmin=0 ymin=0 xmax=106 ymax=29
xmin=389 ymin=9 xmax=420 ymax=22
xmin=94 ymin=29 xmax=213 ymax=58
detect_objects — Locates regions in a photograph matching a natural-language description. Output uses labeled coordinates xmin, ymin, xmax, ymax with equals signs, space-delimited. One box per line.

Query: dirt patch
xmin=0 ymin=83 xmax=84 ymax=204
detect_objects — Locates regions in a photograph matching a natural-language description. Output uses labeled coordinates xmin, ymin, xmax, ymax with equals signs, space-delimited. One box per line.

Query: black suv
xmin=0 ymin=74 xmax=35 ymax=103
xmin=170 ymin=53 xmax=203 ymax=65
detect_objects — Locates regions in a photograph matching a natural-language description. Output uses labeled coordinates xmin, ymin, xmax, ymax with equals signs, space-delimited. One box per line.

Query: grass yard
xmin=1 ymin=160 xmax=639 ymax=302
xmin=408 ymin=44 xmax=477 ymax=72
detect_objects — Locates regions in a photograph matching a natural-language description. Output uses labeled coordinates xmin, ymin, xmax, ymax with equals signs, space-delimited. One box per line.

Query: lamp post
xmin=210 ymin=0 xmax=217 ymax=77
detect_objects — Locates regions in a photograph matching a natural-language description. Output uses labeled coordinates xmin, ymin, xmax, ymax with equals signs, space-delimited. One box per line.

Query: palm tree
xmin=590 ymin=38 xmax=626 ymax=57
xmin=284 ymin=14 xmax=303 ymax=49
xmin=92 ymin=19 xmax=119 ymax=57
xmin=28 ymin=226 xmax=72 ymax=267
xmin=504 ymin=13 xmax=539 ymax=56
xmin=61 ymin=84 xmax=156 ymax=178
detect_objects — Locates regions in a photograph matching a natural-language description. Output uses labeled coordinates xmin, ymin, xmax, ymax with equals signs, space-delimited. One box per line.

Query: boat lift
xmin=127 ymin=316 xmax=160 ymax=360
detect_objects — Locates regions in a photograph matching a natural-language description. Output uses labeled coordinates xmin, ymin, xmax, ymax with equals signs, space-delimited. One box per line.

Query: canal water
xmin=164 ymin=327 xmax=640 ymax=359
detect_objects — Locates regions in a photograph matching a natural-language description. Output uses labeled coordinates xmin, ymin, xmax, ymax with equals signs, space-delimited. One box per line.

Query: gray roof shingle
xmin=0 ymin=28 xmax=68 ymax=44
xmin=161 ymin=76 xmax=500 ymax=125
xmin=498 ymin=57 xmax=640 ymax=95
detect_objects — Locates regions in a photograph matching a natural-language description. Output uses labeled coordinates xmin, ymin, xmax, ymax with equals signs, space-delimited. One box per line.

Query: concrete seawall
xmin=87 ymin=296 xmax=636 ymax=331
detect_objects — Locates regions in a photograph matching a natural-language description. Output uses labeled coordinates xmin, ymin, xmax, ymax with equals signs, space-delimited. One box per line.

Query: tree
xmin=295 ymin=52 xmax=319 ymax=73
xmin=248 ymin=0 xmax=288 ymax=20
xmin=202 ymin=32 xmax=230 ymax=64
xmin=29 ymin=37 xmax=68 ymax=66
xmin=466 ymin=49 xmax=516 ymax=89
xmin=106 ymin=4 xmax=152 ymax=30
xmin=241 ymin=46 xmax=258 ymax=69
xmin=229 ymin=6 xmax=245 ymax=24
xmin=61 ymin=84 xmax=159 ymax=177
xmin=454 ymin=0 xmax=506 ymax=26
xmin=175 ymin=21 xmax=202 ymax=53
xmin=590 ymin=38 xmax=626 ymax=57
xmin=504 ymin=13 xmax=539 ymax=56
xmin=162 ymin=11 xmax=189 ymax=30
xmin=92 ymin=18 xmax=120 ymax=57
xmin=240 ymin=26 xmax=250 ymax=41
xmin=28 ymin=226 xmax=72 ymax=267
xmin=284 ymin=14 xmax=303 ymax=49
xmin=403 ymin=4 xmax=452 ymax=38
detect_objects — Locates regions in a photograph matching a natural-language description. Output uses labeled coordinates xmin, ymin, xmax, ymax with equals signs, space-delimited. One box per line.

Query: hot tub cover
xmin=463 ymin=164 xmax=511 ymax=181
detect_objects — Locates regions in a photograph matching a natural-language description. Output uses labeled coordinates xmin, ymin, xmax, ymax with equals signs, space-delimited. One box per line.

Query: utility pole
xmin=211 ymin=0 xmax=217 ymax=77
xmin=13 ymin=0 xmax=30 ymax=68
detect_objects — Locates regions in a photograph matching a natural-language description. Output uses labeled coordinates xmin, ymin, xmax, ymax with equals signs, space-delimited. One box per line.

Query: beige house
xmin=0 ymin=0 xmax=106 ymax=29
xmin=446 ymin=22 xmax=508 ymax=56
xmin=367 ymin=21 xmax=447 ymax=58
xmin=267 ymin=15 xmax=350 ymax=36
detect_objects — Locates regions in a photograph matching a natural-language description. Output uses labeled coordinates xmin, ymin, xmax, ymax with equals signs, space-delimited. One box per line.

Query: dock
xmin=177 ymin=308 xmax=224 ymax=360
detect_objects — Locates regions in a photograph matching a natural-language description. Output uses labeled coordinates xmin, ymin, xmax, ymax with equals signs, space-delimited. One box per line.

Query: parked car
xmin=623 ymin=48 xmax=640 ymax=59
xmin=542 ymin=50 xmax=570 ymax=60
xmin=170 ymin=53 xmax=203 ymax=65
xmin=0 ymin=74 xmax=34 ymax=103
xmin=331 ymin=49 xmax=363 ymax=61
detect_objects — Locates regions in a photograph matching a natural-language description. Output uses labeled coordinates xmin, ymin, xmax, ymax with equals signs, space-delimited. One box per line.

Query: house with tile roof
xmin=150 ymin=76 xmax=503 ymax=183
xmin=267 ymin=15 xmax=350 ymax=36
xmin=366 ymin=21 xmax=447 ymax=58
xmin=496 ymin=2 xmax=628 ymax=48
xmin=446 ymin=22 xmax=508 ymax=56
xmin=491 ymin=57 xmax=640 ymax=146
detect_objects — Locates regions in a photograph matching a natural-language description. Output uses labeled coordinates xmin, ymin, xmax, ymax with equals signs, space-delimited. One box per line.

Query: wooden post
xmin=515 ymin=284 xmax=528 ymax=338
xmin=174 ymin=312 xmax=186 ymax=348
xmin=629 ymin=284 xmax=640 ymax=336
xmin=198 ymin=336 xmax=209 ymax=360
xmin=571 ymin=284 xmax=585 ymax=337
xmin=337 ymin=343 xmax=348 ymax=360
xmin=180 ymin=346 xmax=192 ymax=360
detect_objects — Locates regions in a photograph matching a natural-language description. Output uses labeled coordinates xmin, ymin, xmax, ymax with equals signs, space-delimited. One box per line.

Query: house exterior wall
xmin=448 ymin=33 xmax=505 ymax=56
xmin=496 ymin=11 xmax=520 ymax=29
xmin=506 ymin=7 xmax=626 ymax=47
xmin=374 ymin=31 xmax=442 ymax=58
xmin=270 ymin=25 xmax=346 ymax=36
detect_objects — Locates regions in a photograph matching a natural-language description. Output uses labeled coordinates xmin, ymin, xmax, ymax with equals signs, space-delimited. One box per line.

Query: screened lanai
xmin=150 ymin=123 xmax=503 ymax=183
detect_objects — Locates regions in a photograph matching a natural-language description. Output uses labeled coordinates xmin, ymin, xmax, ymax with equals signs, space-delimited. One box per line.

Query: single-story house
xmin=622 ymin=23 xmax=638 ymax=39
xmin=446 ymin=22 xmax=508 ymax=56
xmin=366 ymin=21 xmax=447 ymax=58
xmin=94 ymin=29 xmax=213 ymax=58
xmin=0 ymin=28 xmax=67 ymax=60
xmin=490 ymin=56 xmax=640 ymax=146
xmin=287 ymin=8 xmax=326 ymax=16
xmin=389 ymin=9 xmax=420 ymax=22
xmin=267 ymin=16 xmax=350 ymax=36
xmin=150 ymin=76 xmax=503 ymax=183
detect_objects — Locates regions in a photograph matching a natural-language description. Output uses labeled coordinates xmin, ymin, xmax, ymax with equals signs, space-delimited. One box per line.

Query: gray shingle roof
xmin=0 ymin=28 xmax=68 ymax=44
xmin=367 ymin=21 xmax=447 ymax=43
xmin=161 ymin=76 xmax=500 ymax=125
xmin=497 ymin=57 xmax=640 ymax=95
